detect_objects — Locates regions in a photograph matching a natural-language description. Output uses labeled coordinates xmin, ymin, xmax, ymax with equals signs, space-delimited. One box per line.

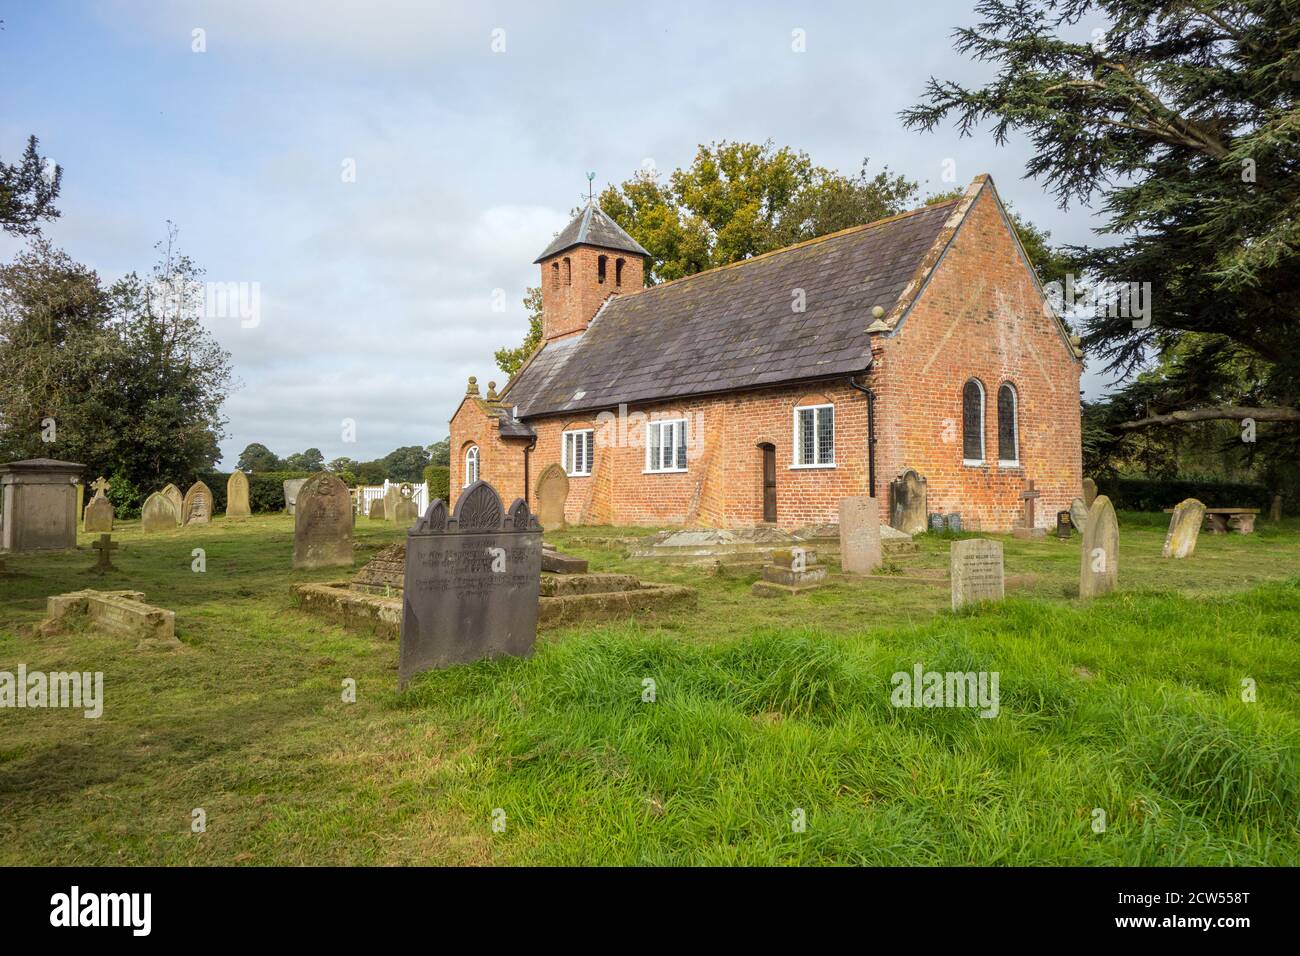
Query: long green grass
xmin=1 ymin=514 xmax=1297 ymax=864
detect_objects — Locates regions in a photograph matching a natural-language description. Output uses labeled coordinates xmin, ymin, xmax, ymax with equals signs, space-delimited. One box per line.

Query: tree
xmin=382 ymin=445 xmax=431 ymax=483
xmin=425 ymin=438 xmax=450 ymax=467
xmin=284 ymin=448 xmax=324 ymax=472
xmin=327 ymin=456 xmax=357 ymax=474
xmin=902 ymin=0 xmax=1300 ymax=474
xmin=238 ymin=443 xmax=283 ymax=472
xmin=1 ymin=135 xmax=61 ymax=236
xmin=494 ymin=287 xmax=543 ymax=378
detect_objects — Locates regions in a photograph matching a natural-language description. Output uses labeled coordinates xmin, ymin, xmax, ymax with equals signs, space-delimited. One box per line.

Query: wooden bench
xmin=1163 ymin=506 xmax=1260 ymax=534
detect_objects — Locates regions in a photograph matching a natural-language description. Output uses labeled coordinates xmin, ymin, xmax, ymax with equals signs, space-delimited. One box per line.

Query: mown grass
xmin=1 ymin=513 xmax=1297 ymax=865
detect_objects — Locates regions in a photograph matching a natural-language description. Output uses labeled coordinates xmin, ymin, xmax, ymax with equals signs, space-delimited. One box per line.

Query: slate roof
xmin=505 ymin=199 xmax=960 ymax=419
xmin=534 ymin=203 xmax=651 ymax=263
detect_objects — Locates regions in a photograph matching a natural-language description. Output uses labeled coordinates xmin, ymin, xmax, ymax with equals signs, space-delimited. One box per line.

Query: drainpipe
xmin=847 ymin=376 xmax=877 ymax=498
xmin=523 ymin=435 xmax=537 ymax=507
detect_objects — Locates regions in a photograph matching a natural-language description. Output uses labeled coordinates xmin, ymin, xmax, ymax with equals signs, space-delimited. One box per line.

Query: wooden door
xmin=761 ymin=444 xmax=777 ymax=523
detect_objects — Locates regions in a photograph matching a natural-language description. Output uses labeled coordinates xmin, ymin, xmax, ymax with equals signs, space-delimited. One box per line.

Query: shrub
xmin=241 ymin=470 xmax=312 ymax=513
xmin=424 ymin=464 xmax=450 ymax=505
xmin=107 ymin=473 xmax=143 ymax=519
xmin=1097 ymin=477 xmax=1271 ymax=512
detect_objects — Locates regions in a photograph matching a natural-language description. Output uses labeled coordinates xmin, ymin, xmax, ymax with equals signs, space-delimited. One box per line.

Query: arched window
xmin=615 ymin=258 xmax=625 ymax=287
xmin=997 ymin=383 xmax=1019 ymax=464
xmin=597 ymin=255 xmax=608 ymax=284
xmin=563 ymin=257 xmax=571 ymax=285
xmin=550 ymin=261 xmax=559 ymax=288
xmin=464 ymin=445 xmax=479 ymax=487
xmin=962 ymin=379 xmax=985 ymax=464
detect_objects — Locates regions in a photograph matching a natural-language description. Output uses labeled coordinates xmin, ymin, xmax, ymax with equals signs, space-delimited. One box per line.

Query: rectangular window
xmin=793 ymin=404 xmax=835 ymax=467
xmin=562 ymin=429 xmax=593 ymax=476
xmin=645 ymin=419 xmax=688 ymax=473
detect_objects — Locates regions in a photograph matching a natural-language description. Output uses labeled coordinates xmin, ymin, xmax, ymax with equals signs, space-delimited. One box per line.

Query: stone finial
xmin=871 ymin=305 xmax=886 ymax=319
xmin=486 ymin=381 xmax=498 ymax=401
xmin=466 ymin=376 xmax=480 ymax=397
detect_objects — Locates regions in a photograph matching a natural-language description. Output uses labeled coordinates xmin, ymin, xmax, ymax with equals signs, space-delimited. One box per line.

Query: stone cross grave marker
xmin=226 ymin=470 xmax=251 ymax=518
xmin=839 ymin=496 xmax=882 ymax=574
xmin=950 ymin=538 xmax=1004 ymax=610
xmin=889 ymin=469 xmax=927 ymax=535
xmin=91 ymin=533 xmax=118 ymax=572
xmin=293 ymin=472 xmax=354 ymax=569
xmin=84 ymin=477 xmax=114 ymax=533
xmin=1013 ymin=480 xmax=1046 ymax=538
xmin=1079 ymin=494 xmax=1119 ymax=599
xmin=399 ymin=480 xmax=542 ymax=688
xmin=1162 ymin=497 xmax=1206 ymax=559
xmin=394 ymin=483 xmax=419 ymax=526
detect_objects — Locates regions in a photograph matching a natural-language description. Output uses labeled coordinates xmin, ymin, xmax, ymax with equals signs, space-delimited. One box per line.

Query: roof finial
xmin=586 ymin=171 xmax=595 ymax=205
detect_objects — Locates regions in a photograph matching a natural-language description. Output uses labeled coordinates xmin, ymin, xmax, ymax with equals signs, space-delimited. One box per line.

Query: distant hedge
xmin=197 ymin=470 xmax=313 ymax=514
xmin=424 ymin=464 xmax=450 ymax=506
xmin=1096 ymin=477 xmax=1271 ymax=512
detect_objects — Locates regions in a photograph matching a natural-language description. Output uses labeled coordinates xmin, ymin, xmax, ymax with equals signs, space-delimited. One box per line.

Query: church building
xmin=449 ymin=175 xmax=1082 ymax=532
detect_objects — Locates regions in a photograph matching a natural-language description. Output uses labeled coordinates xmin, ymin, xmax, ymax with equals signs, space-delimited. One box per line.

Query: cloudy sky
xmin=1 ymin=0 xmax=1118 ymax=468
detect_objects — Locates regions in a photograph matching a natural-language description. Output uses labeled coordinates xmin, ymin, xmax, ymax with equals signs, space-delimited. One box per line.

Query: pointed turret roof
xmin=533 ymin=202 xmax=650 ymax=263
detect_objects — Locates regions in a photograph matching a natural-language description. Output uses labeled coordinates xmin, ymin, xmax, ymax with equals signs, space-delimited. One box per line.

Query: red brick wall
xmin=870 ymin=186 xmax=1082 ymax=531
xmin=448 ymin=397 xmax=528 ymax=505
xmin=540 ymin=245 xmax=645 ymax=341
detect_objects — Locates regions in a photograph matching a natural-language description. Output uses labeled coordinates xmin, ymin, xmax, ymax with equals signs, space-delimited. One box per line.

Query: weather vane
xmin=586 ymin=171 xmax=595 ymax=203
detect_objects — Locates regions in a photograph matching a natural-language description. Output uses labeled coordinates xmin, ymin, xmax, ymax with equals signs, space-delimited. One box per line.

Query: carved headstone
xmin=534 ymin=463 xmax=569 ymax=531
xmin=399 ymin=481 xmax=543 ymax=687
xmin=394 ymin=483 xmax=419 ymax=526
xmin=950 ymin=539 xmax=1004 ymax=610
xmin=839 ymin=496 xmax=882 ymax=574
xmin=182 ymin=481 xmax=212 ymax=525
xmin=293 ymin=472 xmax=353 ymax=569
xmin=83 ymin=477 xmax=114 ymax=533
xmin=1069 ymin=497 xmax=1089 ymax=534
xmin=889 ymin=469 xmax=927 ymax=535
xmin=1082 ymin=478 xmax=1098 ymax=508
xmin=141 ymin=491 xmax=178 ymax=532
xmin=1079 ymin=494 xmax=1118 ymax=599
xmin=283 ymin=478 xmax=307 ymax=516
xmin=226 ymin=470 xmax=251 ymax=518
xmin=162 ymin=484 xmax=184 ymax=526
xmin=1162 ymin=497 xmax=1206 ymax=559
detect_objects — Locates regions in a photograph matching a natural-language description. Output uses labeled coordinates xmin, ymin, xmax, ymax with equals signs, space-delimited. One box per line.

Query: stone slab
xmin=839 ymin=496 xmax=882 ymax=574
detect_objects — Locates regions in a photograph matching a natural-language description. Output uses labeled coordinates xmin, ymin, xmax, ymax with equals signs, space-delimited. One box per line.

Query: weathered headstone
xmin=945 ymin=513 xmax=962 ymax=533
xmin=534 ymin=463 xmax=569 ymax=531
xmin=226 ymin=470 xmax=251 ymax=518
xmin=1082 ymin=478 xmax=1098 ymax=508
xmin=889 ymin=469 xmax=927 ymax=535
xmin=950 ymin=539 xmax=1004 ymax=610
xmin=368 ymin=497 xmax=386 ymax=520
xmin=42 ymin=589 xmax=177 ymax=646
xmin=161 ymin=483 xmax=184 ymax=526
xmin=399 ymin=480 xmax=543 ymax=687
xmin=91 ymin=533 xmax=118 ymax=572
xmin=293 ymin=472 xmax=353 ymax=569
xmin=1069 ymin=497 xmax=1089 ymax=534
xmin=394 ymin=483 xmax=419 ymax=526
xmin=1013 ymin=479 xmax=1046 ymax=538
xmin=839 ymin=496 xmax=882 ymax=574
xmin=83 ymin=477 xmax=114 ymax=533
xmin=0 ymin=458 xmax=83 ymax=552
xmin=383 ymin=484 xmax=401 ymax=523
xmin=141 ymin=491 xmax=178 ymax=532
xmin=1079 ymin=494 xmax=1118 ymax=599
xmin=1162 ymin=497 xmax=1206 ymax=559
xmin=182 ymin=480 xmax=212 ymax=525
xmin=283 ymin=478 xmax=307 ymax=516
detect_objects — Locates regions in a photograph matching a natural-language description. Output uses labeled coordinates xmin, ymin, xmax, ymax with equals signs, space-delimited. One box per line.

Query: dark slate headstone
xmin=945 ymin=513 xmax=961 ymax=533
xmin=929 ymin=513 xmax=945 ymax=532
xmin=1056 ymin=510 xmax=1073 ymax=539
xmin=398 ymin=480 xmax=543 ymax=687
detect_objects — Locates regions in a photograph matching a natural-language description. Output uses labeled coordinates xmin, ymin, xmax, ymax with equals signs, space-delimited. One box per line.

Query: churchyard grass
xmin=1 ymin=514 xmax=1297 ymax=865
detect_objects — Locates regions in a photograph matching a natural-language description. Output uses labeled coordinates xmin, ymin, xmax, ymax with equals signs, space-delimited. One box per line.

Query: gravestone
xmin=384 ymin=484 xmax=401 ymax=523
xmin=1269 ymin=494 xmax=1282 ymax=522
xmin=839 ymin=496 xmax=882 ymax=574
xmin=1069 ymin=497 xmax=1089 ymax=534
xmin=928 ymin=513 xmax=945 ymax=532
xmin=141 ymin=492 xmax=178 ymax=532
xmin=226 ymin=470 xmax=251 ymax=518
xmin=534 ymin=463 xmax=569 ymax=531
xmin=42 ymin=589 xmax=176 ymax=646
xmin=399 ymin=480 xmax=543 ymax=687
xmin=1055 ymin=510 xmax=1073 ymax=539
xmin=950 ymin=539 xmax=1004 ymax=610
xmin=945 ymin=513 xmax=962 ymax=533
xmin=283 ymin=478 xmax=307 ymax=516
xmin=1079 ymin=494 xmax=1118 ymax=599
xmin=161 ymin=484 xmax=184 ymax=526
xmin=91 ymin=533 xmax=118 ymax=572
xmin=0 ymin=458 xmax=83 ymax=552
xmin=1013 ymin=480 xmax=1046 ymax=538
xmin=1162 ymin=497 xmax=1206 ymax=559
xmin=293 ymin=472 xmax=354 ymax=569
xmin=182 ymin=480 xmax=212 ymax=525
xmin=394 ymin=483 xmax=419 ymax=527
xmin=889 ymin=469 xmax=927 ymax=535
xmin=1082 ymin=478 xmax=1098 ymax=508
xmin=83 ymin=477 xmax=114 ymax=533
xmin=368 ymin=497 xmax=386 ymax=520
xmin=752 ymin=547 xmax=827 ymax=596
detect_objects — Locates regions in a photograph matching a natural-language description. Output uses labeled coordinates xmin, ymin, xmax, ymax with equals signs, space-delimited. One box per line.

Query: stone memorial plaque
xmin=399 ymin=480 xmax=542 ymax=687
xmin=1079 ymin=494 xmax=1118 ymax=599
xmin=950 ymin=538 xmax=1004 ymax=610
xmin=182 ymin=480 xmax=212 ymax=525
xmin=839 ymin=496 xmax=882 ymax=574
xmin=226 ymin=470 xmax=251 ymax=518
xmin=161 ymin=484 xmax=184 ymax=526
xmin=889 ymin=469 xmax=927 ymax=535
xmin=142 ymin=491 xmax=177 ymax=533
xmin=534 ymin=463 xmax=569 ymax=531
xmin=1162 ymin=497 xmax=1206 ymax=559
xmin=293 ymin=472 xmax=353 ymax=569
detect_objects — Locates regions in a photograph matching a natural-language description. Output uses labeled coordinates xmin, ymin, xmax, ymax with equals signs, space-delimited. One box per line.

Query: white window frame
xmin=563 ymin=428 xmax=594 ymax=477
xmin=791 ymin=403 xmax=836 ymax=469
xmin=962 ymin=379 xmax=986 ymax=467
xmin=464 ymin=445 xmax=479 ymax=487
xmin=644 ymin=418 xmax=689 ymax=474
xmin=997 ymin=382 xmax=1020 ymax=468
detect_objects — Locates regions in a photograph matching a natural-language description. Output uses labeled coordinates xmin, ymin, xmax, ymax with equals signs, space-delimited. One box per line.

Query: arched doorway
xmin=758 ymin=442 xmax=777 ymax=523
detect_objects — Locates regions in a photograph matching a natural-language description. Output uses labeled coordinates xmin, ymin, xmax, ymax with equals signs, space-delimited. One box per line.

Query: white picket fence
xmin=356 ymin=479 xmax=428 ymax=517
